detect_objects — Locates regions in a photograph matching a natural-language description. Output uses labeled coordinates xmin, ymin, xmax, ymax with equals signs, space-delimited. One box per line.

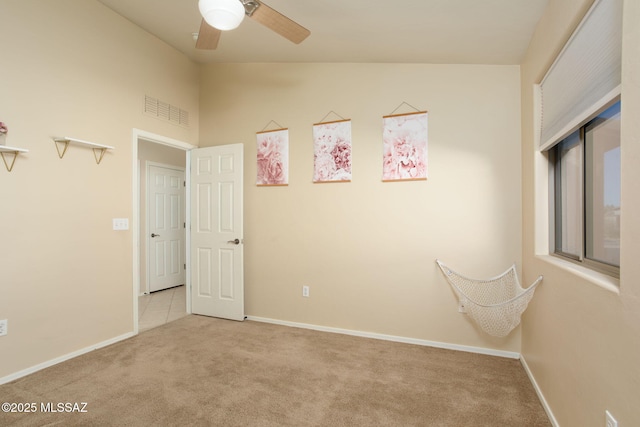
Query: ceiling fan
xmin=195 ymin=0 xmax=310 ymax=50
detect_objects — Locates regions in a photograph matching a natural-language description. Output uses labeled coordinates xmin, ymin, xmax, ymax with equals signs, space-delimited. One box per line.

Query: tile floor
xmin=138 ymin=285 xmax=187 ymax=332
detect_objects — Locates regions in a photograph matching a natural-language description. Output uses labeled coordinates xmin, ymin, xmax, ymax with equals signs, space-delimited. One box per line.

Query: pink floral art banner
xmin=312 ymin=119 xmax=352 ymax=183
xmin=382 ymin=111 xmax=428 ymax=181
xmin=256 ymin=128 xmax=289 ymax=186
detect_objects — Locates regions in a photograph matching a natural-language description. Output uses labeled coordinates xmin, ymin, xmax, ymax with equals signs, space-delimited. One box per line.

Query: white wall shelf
xmin=53 ymin=137 xmax=114 ymax=165
xmin=0 ymin=145 xmax=29 ymax=172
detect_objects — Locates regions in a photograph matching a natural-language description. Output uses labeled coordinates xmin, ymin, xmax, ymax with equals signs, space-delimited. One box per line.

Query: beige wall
xmin=520 ymin=0 xmax=640 ymax=425
xmin=0 ymin=0 xmax=199 ymax=378
xmin=200 ymin=63 xmax=523 ymax=352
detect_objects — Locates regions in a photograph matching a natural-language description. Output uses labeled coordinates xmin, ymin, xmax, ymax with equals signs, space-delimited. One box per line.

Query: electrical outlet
xmin=605 ymin=410 xmax=618 ymax=427
xmin=302 ymin=286 xmax=309 ymax=297
xmin=0 ymin=319 xmax=7 ymax=336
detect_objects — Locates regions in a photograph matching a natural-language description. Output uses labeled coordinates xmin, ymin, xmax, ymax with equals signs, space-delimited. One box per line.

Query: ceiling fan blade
xmin=249 ymin=1 xmax=310 ymax=44
xmin=195 ymin=19 xmax=221 ymax=50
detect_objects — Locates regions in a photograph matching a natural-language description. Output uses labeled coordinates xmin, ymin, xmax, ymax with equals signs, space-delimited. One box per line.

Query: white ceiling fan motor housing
xmin=199 ymin=0 xmax=245 ymax=31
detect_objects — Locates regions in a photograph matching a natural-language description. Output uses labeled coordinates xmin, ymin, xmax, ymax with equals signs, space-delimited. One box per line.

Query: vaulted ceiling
xmin=97 ymin=0 xmax=548 ymax=64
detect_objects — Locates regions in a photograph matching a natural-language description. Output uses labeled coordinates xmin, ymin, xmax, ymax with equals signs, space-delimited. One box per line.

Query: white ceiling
xmin=96 ymin=0 xmax=548 ymax=64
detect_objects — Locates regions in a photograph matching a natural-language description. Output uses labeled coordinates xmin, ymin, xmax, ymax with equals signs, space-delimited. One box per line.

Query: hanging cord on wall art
xmin=317 ymin=110 xmax=347 ymax=124
xmin=260 ymin=120 xmax=286 ymax=132
xmin=388 ymin=101 xmax=423 ymax=116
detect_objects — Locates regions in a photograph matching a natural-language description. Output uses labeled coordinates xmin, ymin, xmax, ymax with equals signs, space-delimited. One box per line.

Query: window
xmin=551 ymin=101 xmax=621 ymax=276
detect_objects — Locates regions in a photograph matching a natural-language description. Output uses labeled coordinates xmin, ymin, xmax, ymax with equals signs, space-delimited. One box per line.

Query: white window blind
xmin=539 ymin=0 xmax=622 ymax=150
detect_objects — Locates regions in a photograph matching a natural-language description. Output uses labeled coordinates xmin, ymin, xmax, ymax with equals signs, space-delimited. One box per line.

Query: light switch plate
xmin=113 ymin=218 xmax=129 ymax=230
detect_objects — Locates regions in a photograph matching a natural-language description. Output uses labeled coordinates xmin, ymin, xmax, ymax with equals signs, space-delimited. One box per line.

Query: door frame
xmin=145 ymin=161 xmax=186 ymax=294
xmin=132 ymin=128 xmax=196 ymax=334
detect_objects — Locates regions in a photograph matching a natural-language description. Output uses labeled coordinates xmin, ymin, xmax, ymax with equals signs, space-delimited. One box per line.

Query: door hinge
xmin=183 ymin=181 xmax=186 ymax=187
xmin=184 ymin=263 xmax=186 ymax=270
xmin=184 ymin=222 xmax=186 ymax=229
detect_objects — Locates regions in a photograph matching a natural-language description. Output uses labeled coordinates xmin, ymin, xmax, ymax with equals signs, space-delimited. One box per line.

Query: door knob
xmin=151 ymin=233 xmax=160 ymax=238
xmin=227 ymin=238 xmax=240 ymax=245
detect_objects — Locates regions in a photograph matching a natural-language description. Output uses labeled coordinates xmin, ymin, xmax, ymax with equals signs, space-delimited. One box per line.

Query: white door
xmin=148 ymin=164 xmax=186 ymax=293
xmin=190 ymin=144 xmax=244 ymax=321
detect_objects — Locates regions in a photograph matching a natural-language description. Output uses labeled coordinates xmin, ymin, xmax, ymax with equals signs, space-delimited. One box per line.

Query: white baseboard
xmin=0 ymin=331 xmax=136 ymax=385
xmin=520 ymin=355 xmax=558 ymax=427
xmin=246 ymin=316 xmax=521 ymax=359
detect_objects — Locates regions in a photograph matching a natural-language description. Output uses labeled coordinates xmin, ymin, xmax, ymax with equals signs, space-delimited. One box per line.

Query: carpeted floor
xmin=1 ymin=315 xmax=550 ymax=426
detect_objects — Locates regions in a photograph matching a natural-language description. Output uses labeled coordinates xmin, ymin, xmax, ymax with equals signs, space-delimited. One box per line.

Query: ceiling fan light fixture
xmin=198 ymin=0 xmax=245 ymax=31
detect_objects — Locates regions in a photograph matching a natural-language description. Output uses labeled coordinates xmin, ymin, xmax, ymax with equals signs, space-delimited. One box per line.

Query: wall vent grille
xmin=144 ymin=95 xmax=189 ymax=127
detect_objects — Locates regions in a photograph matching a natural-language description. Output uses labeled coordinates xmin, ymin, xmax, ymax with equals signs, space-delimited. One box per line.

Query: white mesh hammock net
xmin=436 ymin=260 xmax=543 ymax=337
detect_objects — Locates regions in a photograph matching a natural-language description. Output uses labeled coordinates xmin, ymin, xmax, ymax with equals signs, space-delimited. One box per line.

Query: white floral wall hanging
xmin=382 ymin=111 xmax=428 ymax=181
xmin=256 ymin=128 xmax=289 ymax=186
xmin=312 ymin=119 xmax=352 ymax=183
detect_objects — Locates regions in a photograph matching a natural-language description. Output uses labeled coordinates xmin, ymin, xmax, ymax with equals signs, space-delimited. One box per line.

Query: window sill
xmin=535 ymin=254 xmax=620 ymax=294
